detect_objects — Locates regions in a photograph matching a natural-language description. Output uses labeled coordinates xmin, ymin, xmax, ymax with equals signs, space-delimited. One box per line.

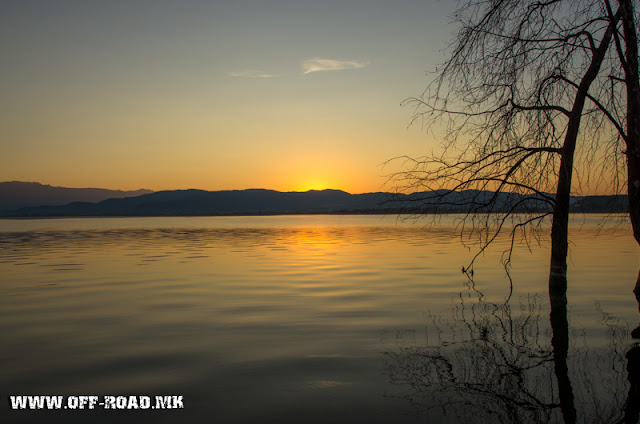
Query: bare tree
xmin=602 ymin=0 xmax=640 ymax=306
xmin=604 ymin=0 xmax=640 ymax=244
xmin=392 ymin=0 xmax=634 ymax=295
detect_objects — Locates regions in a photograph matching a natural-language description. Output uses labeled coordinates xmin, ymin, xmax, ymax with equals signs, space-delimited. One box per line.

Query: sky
xmin=0 ymin=0 xmax=455 ymax=193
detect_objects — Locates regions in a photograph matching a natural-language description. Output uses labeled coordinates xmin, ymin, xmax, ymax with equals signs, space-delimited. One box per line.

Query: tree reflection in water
xmin=384 ymin=280 xmax=639 ymax=424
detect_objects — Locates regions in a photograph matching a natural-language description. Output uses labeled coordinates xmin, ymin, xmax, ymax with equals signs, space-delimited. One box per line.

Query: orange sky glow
xmin=0 ymin=1 xmax=623 ymax=196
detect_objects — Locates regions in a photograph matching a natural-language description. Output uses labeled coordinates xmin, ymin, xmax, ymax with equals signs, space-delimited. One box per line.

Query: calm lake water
xmin=1 ymin=214 xmax=638 ymax=423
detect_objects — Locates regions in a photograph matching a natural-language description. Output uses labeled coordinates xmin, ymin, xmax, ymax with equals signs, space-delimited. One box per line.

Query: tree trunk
xmin=549 ymin=17 xmax=618 ymax=294
xmin=616 ymin=0 xmax=640 ymax=322
xmin=549 ymin=129 xmax=578 ymax=295
xmin=618 ymin=0 xmax=640 ymax=246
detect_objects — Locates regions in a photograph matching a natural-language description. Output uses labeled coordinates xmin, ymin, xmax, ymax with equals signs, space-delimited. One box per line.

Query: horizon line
xmin=0 ymin=180 xmax=627 ymax=197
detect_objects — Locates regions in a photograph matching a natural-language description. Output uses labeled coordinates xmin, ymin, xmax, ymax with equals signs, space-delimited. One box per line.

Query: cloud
xmin=302 ymin=58 xmax=369 ymax=75
xmin=229 ymin=58 xmax=369 ymax=78
xmin=228 ymin=69 xmax=277 ymax=78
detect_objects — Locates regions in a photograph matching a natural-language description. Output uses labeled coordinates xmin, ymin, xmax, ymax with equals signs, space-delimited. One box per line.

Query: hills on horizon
xmin=0 ymin=181 xmax=628 ymax=217
xmin=0 ymin=181 xmax=152 ymax=211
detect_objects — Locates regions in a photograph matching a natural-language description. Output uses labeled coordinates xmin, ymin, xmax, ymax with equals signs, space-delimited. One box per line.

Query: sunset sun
xmin=291 ymin=176 xmax=339 ymax=192
xmin=295 ymin=181 xmax=331 ymax=192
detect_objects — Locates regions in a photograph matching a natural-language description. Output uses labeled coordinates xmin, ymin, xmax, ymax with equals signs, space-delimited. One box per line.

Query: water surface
xmin=1 ymin=215 xmax=638 ymax=423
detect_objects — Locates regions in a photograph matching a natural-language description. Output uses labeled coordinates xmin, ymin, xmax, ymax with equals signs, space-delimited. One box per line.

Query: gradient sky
xmin=1 ymin=0 xmax=455 ymax=193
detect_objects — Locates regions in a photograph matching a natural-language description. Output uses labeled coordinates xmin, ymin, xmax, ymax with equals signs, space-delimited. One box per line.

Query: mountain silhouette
xmin=0 ymin=181 xmax=152 ymax=210
xmin=0 ymin=185 xmax=627 ymax=217
xmin=1 ymin=188 xmax=388 ymax=216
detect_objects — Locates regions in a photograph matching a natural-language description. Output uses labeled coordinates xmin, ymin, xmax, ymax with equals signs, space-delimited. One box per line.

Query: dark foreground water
xmin=0 ymin=215 xmax=638 ymax=423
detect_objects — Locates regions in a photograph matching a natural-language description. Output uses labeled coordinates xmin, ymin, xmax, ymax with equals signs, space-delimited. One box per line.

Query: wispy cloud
xmin=302 ymin=58 xmax=369 ymax=75
xmin=228 ymin=69 xmax=277 ymax=78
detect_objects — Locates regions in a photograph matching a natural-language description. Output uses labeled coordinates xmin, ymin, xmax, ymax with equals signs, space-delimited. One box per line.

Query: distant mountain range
xmin=0 ymin=182 xmax=628 ymax=217
xmin=0 ymin=181 xmax=152 ymax=211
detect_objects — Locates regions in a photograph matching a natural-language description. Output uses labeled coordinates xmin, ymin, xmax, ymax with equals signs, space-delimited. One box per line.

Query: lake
xmin=1 ymin=214 xmax=638 ymax=423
